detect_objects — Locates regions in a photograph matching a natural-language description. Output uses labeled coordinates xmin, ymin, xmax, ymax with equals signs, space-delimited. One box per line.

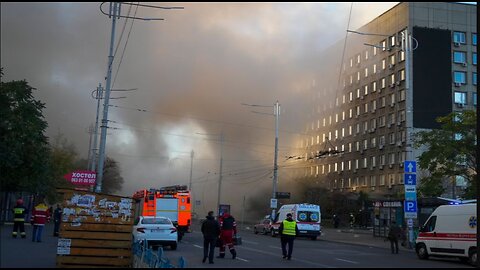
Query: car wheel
xmin=171 ymin=243 xmax=177 ymax=250
xmin=254 ymin=227 xmax=258 ymax=234
xmin=416 ymin=243 xmax=429 ymax=260
xmin=469 ymin=248 xmax=477 ymax=266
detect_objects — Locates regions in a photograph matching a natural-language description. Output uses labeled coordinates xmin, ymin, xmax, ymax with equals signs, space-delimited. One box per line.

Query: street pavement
xmin=1 ymin=223 xmax=406 ymax=268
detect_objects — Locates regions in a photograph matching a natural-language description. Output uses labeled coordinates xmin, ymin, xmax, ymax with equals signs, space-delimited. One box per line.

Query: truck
xmin=270 ymin=203 xmax=321 ymax=240
xmin=415 ymin=203 xmax=477 ymax=266
xmin=133 ymin=185 xmax=191 ymax=240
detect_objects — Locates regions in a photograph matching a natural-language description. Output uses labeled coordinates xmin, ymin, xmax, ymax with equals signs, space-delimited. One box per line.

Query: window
xmin=357 ymin=71 xmax=361 ymax=81
xmin=382 ymin=59 xmax=386 ymax=70
xmin=389 ymin=54 xmax=396 ymax=66
xmin=473 ymin=73 xmax=477 ymax=85
xmin=390 ymin=93 xmax=395 ymax=105
xmin=364 ymin=67 xmax=368 ymax=78
xmin=371 ymin=137 xmax=377 ymax=148
xmin=357 ymin=54 xmax=361 ymax=64
xmin=421 ymin=216 xmax=437 ymax=232
xmin=474 ymin=92 xmax=477 ymax=106
xmin=473 ymin=33 xmax=477 ymax=45
xmin=473 ymin=53 xmax=477 ymax=65
xmin=398 ymin=110 xmax=405 ymax=122
xmin=453 ymin=51 xmax=466 ymax=64
xmin=399 ymin=90 xmax=406 ymax=101
xmin=389 ymin=35 xmax=396 ymax=48
xmin=379 ymin=136 xmax=385 ymax=146
xmin=373 ymin=46 xmax=377 ymax=56
xmin=398 ymin=50 xmax=405 ymax=62
xmin=370 ymin=176 xmax=376 ymax=187
xmin=379 ymin=116 xmax=385 ymax=126
xmin=399 ymin=69 xmax=405 ymax=81
xmin=371 ymin=100 xmax=377 ymax=111
xmin=364 ymin=85 xmax=368 ymax=95
xmin=389 ymin=132 xmax=395 ymax=144
xmin=372 ymin=81 xmax=377 ymax=92
xmin=389 ymin=153 xmax=395 ymax=164
xmin=373 ymin=64 xmax=377 ymax=74
xmin=356 ymin=88 xmax=361 ymax=98
xmin=453 ymin=71 xmax=466 ymax=84
xmin=350 ymin=58 xmax=353 ymax=67
xmin=381 ymin=78 xmax=386 ymax=88
xmin=453 ymin=31 xmax=466 ymax=44
xmin=356 ymin=106 xmax=360 ymax=116
xmin=454 ymin=91 xmax=466 ymax=105
xmin=380 ymin=175 xmax=385 ymax=186
xmin=390 ymin=74 xmax=395 ymax=85
xmin=365 ymin=50 xmax=369 ymax=60
xmin=381 ymin=40 xmax=387 ymax=51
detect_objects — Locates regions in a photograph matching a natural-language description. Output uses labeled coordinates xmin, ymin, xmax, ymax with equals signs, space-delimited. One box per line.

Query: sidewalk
xmin=0 ymin=223 xmax=58 ymax=268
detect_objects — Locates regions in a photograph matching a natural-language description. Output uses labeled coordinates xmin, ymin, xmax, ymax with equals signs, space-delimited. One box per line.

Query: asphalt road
xmin=0 ymin=222 xmax=474 ymax=268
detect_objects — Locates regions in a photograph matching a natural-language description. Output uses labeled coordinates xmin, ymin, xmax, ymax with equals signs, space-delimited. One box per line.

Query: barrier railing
xmin=132 ymin=241 xmax=186 ymax=268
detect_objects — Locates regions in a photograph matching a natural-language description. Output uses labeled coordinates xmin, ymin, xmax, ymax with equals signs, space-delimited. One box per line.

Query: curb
xmin=320 ymin=238 xmax=416 ymax=253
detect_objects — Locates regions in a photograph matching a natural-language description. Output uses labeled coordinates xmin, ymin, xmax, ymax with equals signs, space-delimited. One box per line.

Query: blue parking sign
xmin=404 ymin=200 xmax=417 ymax=213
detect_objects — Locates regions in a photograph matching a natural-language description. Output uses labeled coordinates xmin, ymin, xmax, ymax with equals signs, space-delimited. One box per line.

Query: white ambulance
xmin=271 ymin=203 xmax=321 ymax=240
xmin=415 ymin=203 xmax=477 ymax=266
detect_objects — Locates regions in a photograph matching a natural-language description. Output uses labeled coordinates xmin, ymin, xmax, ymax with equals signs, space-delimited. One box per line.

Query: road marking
xmin=335 ymin=258 xmax=359 ymax=264
xmin=236 ymin=257 xmax=249 ymax=262
xmin=239 ymin=246 xmax=333 ymax=268
xmin=193 ymin=245 xmax=203 ymax=249
xmin=242 ymin=240 xmax=259 ymax=245
xmin=268 ymin=245 xmax=281 ymax=249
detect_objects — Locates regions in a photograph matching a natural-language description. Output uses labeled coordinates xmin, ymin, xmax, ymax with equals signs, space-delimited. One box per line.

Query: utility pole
xmin=87 ymin=124 xmax=94 ymax=170
xmin=96 ymin=2 xmax=119 ymax=193
xmin=217 ymin=133 xmax=224 ymax=217
xmin=91 ymin=84 xmax=103 ymax=173
xmin=272 ymin=101 xmax=280 ymax=221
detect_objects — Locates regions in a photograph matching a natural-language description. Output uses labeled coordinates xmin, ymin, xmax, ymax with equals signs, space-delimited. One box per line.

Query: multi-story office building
xmin=298 ymin=2 xmax=476 ymax=201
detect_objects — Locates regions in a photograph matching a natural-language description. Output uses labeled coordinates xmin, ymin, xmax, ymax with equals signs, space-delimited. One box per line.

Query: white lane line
xmin=236 ymin=257 xmax=249 ymax=262
xmin=193 ymin=245 xmax=203 ymax=249
xmin=268 ymin=245 xmax=282 ymax=249
xmin=242 ymin=240 xmax=259 ymax=245
xmin=335 ymin=258 xmax=359 ymax=264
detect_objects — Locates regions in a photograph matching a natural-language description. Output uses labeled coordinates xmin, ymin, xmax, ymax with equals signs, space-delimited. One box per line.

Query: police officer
xmin=279 ymin=213 xmax=299 ymax=260
xmin=12 ymin=199 xmax=28 ymax=238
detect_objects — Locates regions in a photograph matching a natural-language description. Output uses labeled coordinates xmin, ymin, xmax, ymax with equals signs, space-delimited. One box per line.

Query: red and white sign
xmin=64 ymin=171 xmax=96 ymax=186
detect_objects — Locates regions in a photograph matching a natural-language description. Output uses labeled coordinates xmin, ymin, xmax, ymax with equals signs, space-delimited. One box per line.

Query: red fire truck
xmin=133 ymin=185 xmax=191 ymax=240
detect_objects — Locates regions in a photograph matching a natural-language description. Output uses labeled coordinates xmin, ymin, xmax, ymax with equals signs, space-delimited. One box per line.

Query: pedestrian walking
xmin=388 ymin=220 xmax=402 ymax=254
xmin=279 ymin=213 xmax=299 ymax=260
xmin=53 ymin=204 xmax=62 ymax=237
xmin=201 ymin=211 xmax=220 ymax=264
xmin=12 ymin=198 xmax=28 ymax=238
xmin=217 ymin=210 xmax=237 ymax=259
xmin=349 ymin=213 xmax=355 ymax=228
xmin=31 ymin=198 xmax=50 ymax=242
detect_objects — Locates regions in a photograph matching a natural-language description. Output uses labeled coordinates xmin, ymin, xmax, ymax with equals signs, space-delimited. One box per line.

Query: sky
xmin=1 ymin=2 xmax=398 ymax=218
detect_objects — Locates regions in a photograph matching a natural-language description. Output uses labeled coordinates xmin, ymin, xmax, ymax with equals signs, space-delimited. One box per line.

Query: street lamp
xmin=241 ymin=101 xmax=280 ymax=221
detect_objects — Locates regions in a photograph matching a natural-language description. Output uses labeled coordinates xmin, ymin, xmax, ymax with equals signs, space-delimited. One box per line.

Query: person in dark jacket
xmin=12 ymin=199 xmax=28 ymax=238
xmin=217 ymin=211 xmax=237 ymax=259
xmin=279 ymin=213 xmax=299 ymax=260
xmin=201 ymin=211 xmax=220 ymax=264
xmin=53 ymin=204 xmax=62 ymax=237
xmin=388 ymin=221 xmax=402 ymax=254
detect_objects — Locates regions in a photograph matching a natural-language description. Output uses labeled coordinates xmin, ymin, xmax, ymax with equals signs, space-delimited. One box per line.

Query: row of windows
xmin=453 ymin=71 xmax=477 ymax=85
xmin=344 ymin=56 xmax=405 ymax=84
xmin=453 ymin=32 xmax=477 ymax=45
xmin=453 ymin=51 xmax=477 ymax=65
xmin=328 ymin=173 xmax=404 ymax=189
xmin=454 ymin=91 xmax=477 ymax=106
xmin=308 ymin=153 xmax=406 ymax=174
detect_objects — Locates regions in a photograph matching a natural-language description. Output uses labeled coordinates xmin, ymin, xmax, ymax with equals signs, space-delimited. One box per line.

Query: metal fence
xmin=132 ymin=241 xmax=186 ymax=268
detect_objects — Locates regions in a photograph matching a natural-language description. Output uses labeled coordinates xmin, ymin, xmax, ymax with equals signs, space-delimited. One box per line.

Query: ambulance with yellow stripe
xmin=270 ymin=203 xmax=321 ymax=240
xmin=415 ymin=203 xmax=477 ymax=266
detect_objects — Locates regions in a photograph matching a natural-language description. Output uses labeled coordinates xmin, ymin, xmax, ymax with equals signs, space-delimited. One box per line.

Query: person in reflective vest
xmin=12 ymin=199 xmax=28 ymax=238
xmin=279 ymin=213 xmax=299 ymax=260
xmin=31 ymin=199 xmax=50 ymax=242
xmin=217 ymin=211 xmax=237 ymax=259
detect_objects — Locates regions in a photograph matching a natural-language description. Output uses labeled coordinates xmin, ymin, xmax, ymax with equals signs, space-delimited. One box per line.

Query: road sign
xmin=404 ymin=174 xmax=417 ymax=185
xmin=405 ymin=192 xmax=417 ymax=201
xmin=404 ymin=200 xmax=417 ymax=213
xmin=270 ymin=198 xmax=278 ymax=209
xmin=404 ymin=185 xmax=416 ymax=193
xmin=404 ymin=161 xmax=417 ymax=173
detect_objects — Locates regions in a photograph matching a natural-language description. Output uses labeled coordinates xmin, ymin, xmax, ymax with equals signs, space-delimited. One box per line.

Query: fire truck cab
xmin=133 ymin=185 xmax=191 ymax=240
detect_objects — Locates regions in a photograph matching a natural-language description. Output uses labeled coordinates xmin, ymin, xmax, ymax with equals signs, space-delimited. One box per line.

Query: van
xmin=271 ymin=203 xmax=321 ymax=240
xmin=415 ymin=203 xmax=477 ymax=266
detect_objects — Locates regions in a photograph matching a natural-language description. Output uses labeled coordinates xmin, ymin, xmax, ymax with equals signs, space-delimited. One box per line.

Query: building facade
xmin=297 ymin=2 xmax=476 ymax=201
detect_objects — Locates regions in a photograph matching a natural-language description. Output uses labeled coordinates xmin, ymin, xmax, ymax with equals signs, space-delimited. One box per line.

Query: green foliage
xmin=101 ymin=157 xmax=125 ymax=195
xmin=0 ymin=74 xmax=52 ymax=194
xmin=413 ymin=110 xmax=476 ymax=199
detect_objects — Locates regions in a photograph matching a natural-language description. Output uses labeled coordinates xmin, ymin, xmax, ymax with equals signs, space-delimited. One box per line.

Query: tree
xmin=413 ymin=110 xmax=476 ymax=199
xmin=0 ymin=70 xmax=53 ymax=194
xmin=101 ymin=157 xmax=124 ymax=195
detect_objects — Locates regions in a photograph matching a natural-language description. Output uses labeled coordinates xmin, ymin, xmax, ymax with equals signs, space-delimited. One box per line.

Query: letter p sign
xmin=404 ymin=201 xmax=417 ymax=213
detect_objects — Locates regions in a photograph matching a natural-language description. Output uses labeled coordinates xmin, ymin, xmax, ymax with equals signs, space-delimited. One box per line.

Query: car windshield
xmin=141 ymin=218 xmax=171 ymax=225
xmin=297 ymin=211 xmax=320 ymax=222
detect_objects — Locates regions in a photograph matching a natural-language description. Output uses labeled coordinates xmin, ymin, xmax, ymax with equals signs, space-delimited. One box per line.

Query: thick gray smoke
xmin=1 ymin=2 xmax=398 ymax=220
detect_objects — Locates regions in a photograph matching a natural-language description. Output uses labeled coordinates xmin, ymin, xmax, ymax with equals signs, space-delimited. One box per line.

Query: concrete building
xmin=296 ymin=2 xmax=476 ymax=206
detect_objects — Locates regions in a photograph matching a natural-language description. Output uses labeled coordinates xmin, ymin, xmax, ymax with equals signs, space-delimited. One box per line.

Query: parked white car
xmin=133 ymin=216 xmax=178 ymax=250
